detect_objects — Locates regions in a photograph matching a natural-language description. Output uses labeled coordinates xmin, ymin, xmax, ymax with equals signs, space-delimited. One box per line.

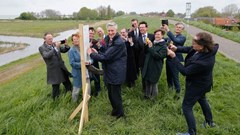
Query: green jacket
xmin=142 ymin=41 xmax=167 ymax=83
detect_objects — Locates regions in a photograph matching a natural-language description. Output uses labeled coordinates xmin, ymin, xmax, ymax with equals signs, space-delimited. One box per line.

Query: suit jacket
xmin=135 ymin=33 xmax=154 ymax=68
xmin=167 ymin=31 xmax=186 ymax=62
xmin=39 ymin=43 xmax=70 ymax=84
xmin=172 ymin=44 xmax=219 ymax=97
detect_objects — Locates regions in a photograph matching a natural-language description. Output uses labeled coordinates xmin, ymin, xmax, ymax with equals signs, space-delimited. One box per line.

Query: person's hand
xmin=87 ymin=48 xmax=93 ymax=55
xmin=145 ymin=38 xmax=152 ymax=47
xmin=91 ymin=48 xmax=98 ymax=53
xmin=85 ymin=61 xmax=90 ymax=65
xmin=169 ymin=44 xmax=177 ymax=52
xmin=55 ymin=41 xmax=61 ymax=48
xmin=167 ymin=48 xmax=176 ymax=58
xmin=147 ymin=40 xmax=153 ymax=48
xmin=89 ymin=42 xmax=93 ymax=48
xmin=87 ymin=48 xmax=98 ymax=55
xmin=163 ymin=24 xmax=170 ymax=32
xmin=129 ymin=27 xmax=134 ymax=32
xmin=128 ymin=37 xmax=133 ymax=43
xmin=96 ymin=42 xmax=101 ymax=49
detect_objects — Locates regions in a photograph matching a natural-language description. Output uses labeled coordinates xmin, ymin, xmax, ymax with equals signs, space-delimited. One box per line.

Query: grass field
xmin=0 ymin=15 xmax=240 ymax=135
xmin=0 ymin=20 xmax=94 ymax=38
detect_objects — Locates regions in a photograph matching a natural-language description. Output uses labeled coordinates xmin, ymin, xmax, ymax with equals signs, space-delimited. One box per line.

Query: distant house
xmin=213 ymin=18 xmax=238 ymax=26
xmin=194 ymin=17 xmax=239 ymax=26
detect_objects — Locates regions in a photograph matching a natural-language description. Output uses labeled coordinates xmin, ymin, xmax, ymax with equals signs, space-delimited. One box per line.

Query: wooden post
xmin=79 ymin=24 xmax=87 ymax=94
xmin=68 ymin=95 xmax=90 ymax=121
xmin=78 ymin=83 xmax=89 ymax=135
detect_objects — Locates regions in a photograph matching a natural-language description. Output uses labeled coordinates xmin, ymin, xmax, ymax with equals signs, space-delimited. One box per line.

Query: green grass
xmin=0 ymin=16 xmax=240 ymax=135
xmin=0 ymin=20 xmax=95 ymax=38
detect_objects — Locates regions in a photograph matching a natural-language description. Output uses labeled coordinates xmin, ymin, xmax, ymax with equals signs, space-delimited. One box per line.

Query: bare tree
xmin=40 ymin=9 xmax=61 ymax=19
xmin=222 ymin=4 xmax=239 ymax=17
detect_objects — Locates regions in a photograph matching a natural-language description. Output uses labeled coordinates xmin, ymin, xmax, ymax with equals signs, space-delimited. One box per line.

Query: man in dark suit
xmin=135 ymin=21 xmax=154 ymax=96
xmin=128 ymin=19 xmax=141 ymax=75
xmin=163 ymin=22 xmax=186 ymax=99
xmin=39 ymin=32 xmax=72 ymax=100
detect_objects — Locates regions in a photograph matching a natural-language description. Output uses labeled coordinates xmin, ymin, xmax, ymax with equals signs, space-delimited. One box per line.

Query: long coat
xmin=142 ymin=41 xmax=167 ymax=83
xmin=90 ymin=33 xmax=127 ymax=85
xmin=171 ymin=44 xmax=219 ymax=97
xmin=39 ymin=43 xmax=70 ymax=84
xmin=68 ymin=45 xmax=82 ymax=88
xmin=124 ymin=40 xmax=137 ymax=83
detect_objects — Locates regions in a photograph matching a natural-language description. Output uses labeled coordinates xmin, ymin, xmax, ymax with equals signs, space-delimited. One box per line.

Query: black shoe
xmin=116 ymin=113 xmax=125 ymax=119
xmin=203 ymin=121 xmax=216 ymax=128
xmin=143 ymin=96 xmax=150 ymax=100
xmin=111 ymin=110 xmax=118 ymax=116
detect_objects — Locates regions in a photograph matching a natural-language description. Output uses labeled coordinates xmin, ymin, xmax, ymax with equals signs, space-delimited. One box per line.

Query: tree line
xmin=16 ymin=5 xmax=125 ymax=20
xmin=16 ymin=4 xmax=240 ymax=20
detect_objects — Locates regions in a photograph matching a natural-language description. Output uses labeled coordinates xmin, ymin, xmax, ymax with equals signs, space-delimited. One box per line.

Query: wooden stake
xmin=68 ymin=95 xmax=91 ymax=121
xmin=78 ymin=83 xmax=89 ymax=135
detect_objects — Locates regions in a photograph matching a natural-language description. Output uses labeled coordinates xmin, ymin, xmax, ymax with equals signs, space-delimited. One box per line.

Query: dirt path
xmin=170 ymin=20 xmax=240 ymax=63
xmin=0 ymin=20 xmax=111 ymax=85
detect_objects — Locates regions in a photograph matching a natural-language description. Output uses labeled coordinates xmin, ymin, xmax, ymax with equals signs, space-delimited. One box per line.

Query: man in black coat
xmin=39 ymin=32 xmax=72 ymax=100
xmin=128 ymin=19 xmax=141 ymax=76
xmin=88 ymin=22 xmax=127 ymax=119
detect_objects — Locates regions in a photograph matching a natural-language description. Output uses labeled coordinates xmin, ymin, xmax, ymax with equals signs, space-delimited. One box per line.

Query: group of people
xmin=39 ymin=18 xmax=218 ymax=135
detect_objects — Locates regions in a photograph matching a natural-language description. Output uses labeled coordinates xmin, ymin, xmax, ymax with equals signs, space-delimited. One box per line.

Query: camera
xmin=60 ymin=39 xmax=66 ymax=44
xmin=161 ymin=19 xmax=168 ymax=26
xmin=91 ymin=39 xmax=98 ymax=45
xmin=132 ymin=24 xmax=134 ymax=27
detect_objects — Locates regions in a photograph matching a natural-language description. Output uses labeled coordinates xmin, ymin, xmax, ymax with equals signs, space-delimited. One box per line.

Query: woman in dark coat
xmin=120 ymin=28 xmax=137 ymax=88
xmin=142 ymin=29 xmax=167 ymax=99
xmin=168 ymin=32 xmax=218 ymax=135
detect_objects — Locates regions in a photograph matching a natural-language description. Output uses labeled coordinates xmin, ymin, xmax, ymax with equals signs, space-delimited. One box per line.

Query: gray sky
xmin=0 ymin=0 xmax=239 ymax=16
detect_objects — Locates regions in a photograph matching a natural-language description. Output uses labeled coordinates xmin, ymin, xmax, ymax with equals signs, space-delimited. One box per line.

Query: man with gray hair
xmin=163 ymin=22 xmax=186 ymax=100
xmin=88 ymin=22 xmax=127 ymax=119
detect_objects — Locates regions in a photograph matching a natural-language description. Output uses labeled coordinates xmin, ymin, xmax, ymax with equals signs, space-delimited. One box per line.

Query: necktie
xmin=143 ymin=35 xmax=146 ymax=43
xmin=136 ymin=29 xmax=139 ymax=38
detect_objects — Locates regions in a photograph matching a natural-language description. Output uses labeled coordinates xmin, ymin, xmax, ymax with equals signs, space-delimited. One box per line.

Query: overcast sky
xmin=0 ymin=0 xmax=239 ymax=16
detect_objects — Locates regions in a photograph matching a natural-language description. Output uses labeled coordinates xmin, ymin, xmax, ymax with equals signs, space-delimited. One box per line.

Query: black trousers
xmin=106 ymin=83 xmax=124 ymax=116
xmin=182 ymin=93 xmax=213 ymax=135
xmin=51 ymin=70 xmax=72 ymax=99
xmin=166 ymin=59 xmax=181 ymax=93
